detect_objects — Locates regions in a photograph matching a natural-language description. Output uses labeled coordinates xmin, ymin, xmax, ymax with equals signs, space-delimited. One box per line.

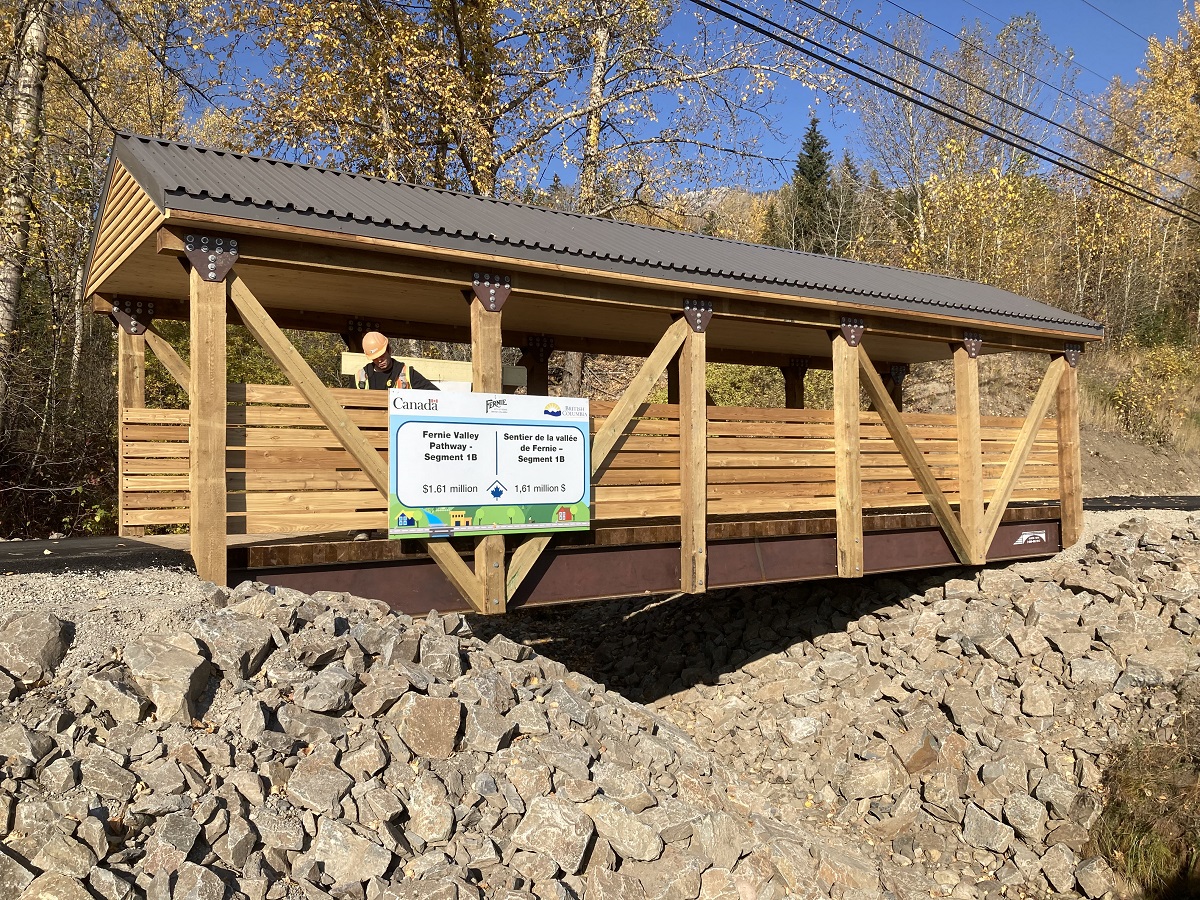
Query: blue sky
xmin=755 ymin=0 xmax=1190 ymax=185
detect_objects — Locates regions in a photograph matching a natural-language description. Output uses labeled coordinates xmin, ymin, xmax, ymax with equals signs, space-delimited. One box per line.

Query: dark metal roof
xmin=109 ymin=133 xmax=1103 ymax=337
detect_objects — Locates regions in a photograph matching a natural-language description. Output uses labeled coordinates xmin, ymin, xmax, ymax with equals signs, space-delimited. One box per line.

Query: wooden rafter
xmin=507 ymin=315 xmax=691 ymax=599
xmin=858 ymin=344 xmax=975 ymax=565
xmin=979 ymin=355 xmax=1068 ymax=551
xmin=229 ymin=274 xmax=486 ymax=612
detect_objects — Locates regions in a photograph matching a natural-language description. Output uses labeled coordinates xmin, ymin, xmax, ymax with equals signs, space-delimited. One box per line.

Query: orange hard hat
xmin=362 ymin=331 xmax=390 ymax=361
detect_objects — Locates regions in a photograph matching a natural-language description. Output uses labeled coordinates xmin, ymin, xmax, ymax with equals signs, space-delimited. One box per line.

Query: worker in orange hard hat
xmin=354 ymin=331 xmax=438 ymax=391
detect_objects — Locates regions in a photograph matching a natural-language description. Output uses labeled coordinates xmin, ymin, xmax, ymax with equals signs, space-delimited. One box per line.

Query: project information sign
xmin=388 ymin=390 xmax=591 ymax=538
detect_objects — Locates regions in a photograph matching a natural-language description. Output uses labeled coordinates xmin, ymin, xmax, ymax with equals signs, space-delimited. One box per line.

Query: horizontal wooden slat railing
xmin=119 ymin=387 xmax=1059 ymax=537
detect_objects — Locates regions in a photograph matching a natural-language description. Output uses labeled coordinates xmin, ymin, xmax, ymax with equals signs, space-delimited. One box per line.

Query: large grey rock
xmin=311 ymin=818 xmax=393 ymax=885
xmin=512 ymin=796 xmax=596 ymax=876
xmin=592 ymin=760 xmax=656 ymax=813
xmin=80 ymin=756 xmax=137 ymax=801
xmin=1034 ymin=773 xmax=1078 ymax=820
xmin=82 ymin=671 xmax=146 ymax=723
xmin=0 ymin=724 xmax=54 ymax=764
xmin=589 ymin=869 xmax=648 ymax=900
xmin=0 ymin=612 xmax=68 ymax=683
xmin=622 ymin=846 xmax=706 ymax=900
xmin=213 ymin=814 xmax=257 ymax=869
xmin=171 ymin=862 xmax=226 ymax=900
xmin=17 ymin=873 xmax=94 ymax=900
xmin=779 ymin=716 xmax=821 ymax=747
xmin=141 ymin=812 xmax=200 ymax=877
xmin=191 ymin=611 xmax=275 ymax=679
xmin=31 ymin=834 xmax=97 ymax=879
xmin=692 ymin=812 xmax=745 ymax=871
xmin=286 ymin=748 xmax=352 ymax=816
xmin=277 ymin=703 xmax=347 ymax=743
xmin=352 ymin=669 xmax=410 ymax=718
xmin=841 ymin=758 xmax=901 ymax=800
xmin=1069 ymin=657 xmax=1120 ymax=688
xmin=0 ymin=846 xmax=34 ymax=896
xmin=124 ymin=634 xmax=210 ymax=725
xmin=1003 ymin=793 xmax=1047 ymax=843
xmin=393 ymin=694 xmax=461 ymax=759
xmin=462 ymin=705 xmax=516 ymax=753
xmin=250 ymin=809 xmax=306 ymax=852
xmin=942 ymin=686 xmax=988 ymax=728
xmin=1019 ymin=682 xmax=1054 ymax=717
xmin=962 ymin=804 xmax=1013 ymax=853
xmin=88 ymin=869 xmax=133 ymax=900
xmin=1075 ymin=856 xmax=1116 ymax=899
xmin=1040 ymin=843 xmax=1079 ymax=893
xmin=294 ymin=665 xmax=357 ymax=713
xmin=582 ymin=796 xmax=663 ymax=862
xmin=405 ymin=772 xmax=455 ymax=844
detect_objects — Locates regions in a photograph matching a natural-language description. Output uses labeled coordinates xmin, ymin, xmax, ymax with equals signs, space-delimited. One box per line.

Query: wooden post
xmin=471 ymin=298 xmax=507 ymax=613
xmin=679 ymin=325 xmax=707 ymax=593
xmin=1057 ymin=359 xmax=1084 ymax=548
xmin=833 ymin=330 xmax=863 ymax=578
xmin=954 ymin=346 xmax=985 ymax=564
xmin=519 ymin=338 xmax=551 ymax=396
xmin=117 ymin=329 xmax=146 ymax=537
xmin=782 ymin=358 xmax=807 ymax=409
xmin=189 ymin=266 xmax=227 ymax=585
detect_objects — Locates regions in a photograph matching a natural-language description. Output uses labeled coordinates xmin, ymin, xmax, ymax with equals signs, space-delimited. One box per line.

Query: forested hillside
xmin=2 ymin=0 xmax=1199 ymax=536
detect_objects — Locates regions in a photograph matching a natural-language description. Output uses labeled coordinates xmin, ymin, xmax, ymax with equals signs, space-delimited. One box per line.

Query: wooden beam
xmin=979 ymin=356 xmax=1068 ymax=551
xmin=117 ymin=330 xmax=146 ymax=537
xmin=954 ymin=346 xmax=985 ymax=564
xmin=520 ymin=350 xmax=550 ymax=395
xmin=229 ymin=274 xmax=486 ymax=612
xmin=858 ymin=345 xmax=976 ymax=565
xmin=471 ymin=297 xmax=506 ymax=614
xmin=507 ymin=315 xmax=691 ymax=599
xmin=144 ymin=325 xmax=191 ymax=392
xmin=833 ymin=333 xmax=863 ymax=578
xmin=1057 ymin=361 xmax=1084 ymax=548
xmin=189 ymin=267 xmax=227 ymax=585
xmin=679 ymin=326 xmax=707 ymax=593
xmin=158 ymin=217 xmax=1102 ymax=351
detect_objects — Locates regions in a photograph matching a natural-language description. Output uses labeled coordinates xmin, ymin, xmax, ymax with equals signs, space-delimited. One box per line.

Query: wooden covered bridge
xmin=84 ymin=134 xmax=1103 ymax=615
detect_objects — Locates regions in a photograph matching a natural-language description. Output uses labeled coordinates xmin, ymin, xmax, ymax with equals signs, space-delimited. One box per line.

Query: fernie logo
xmin=485 ymin=398 xmax=508 ymax=414
xmin=1013 ymin=530 xmax=1047 ymax=545
xmin=393 ymin=396 xmax=438 ymax=411
xmin=543 ymin=403 xmax=562 ymax=417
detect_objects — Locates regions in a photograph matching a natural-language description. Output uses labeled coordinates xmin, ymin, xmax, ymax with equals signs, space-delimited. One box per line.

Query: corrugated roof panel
xmin=110 ymin=134 xmax=1103 ymax=337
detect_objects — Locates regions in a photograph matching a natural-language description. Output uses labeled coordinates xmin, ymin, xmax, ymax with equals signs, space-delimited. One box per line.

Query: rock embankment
xmin=0 ymin=578 xmax=902 ymax=900
xmin=484 ymin=516 xmax=1200 ymax=898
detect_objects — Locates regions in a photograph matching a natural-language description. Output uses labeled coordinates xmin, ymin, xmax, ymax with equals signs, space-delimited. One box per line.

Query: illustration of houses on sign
xmin=449 ymin=510 xmax=473 ymax=527
xmin=554 ymin=506 xmax=574 ymax=522
xmin=396 ymin=513 xmax=417 ymax=527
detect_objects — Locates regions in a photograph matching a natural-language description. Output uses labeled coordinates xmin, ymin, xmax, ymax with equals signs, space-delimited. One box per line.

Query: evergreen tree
xmin=789 ymin=115 xmax=833 ymax=254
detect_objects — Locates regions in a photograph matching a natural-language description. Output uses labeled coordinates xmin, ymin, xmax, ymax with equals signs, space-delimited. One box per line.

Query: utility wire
xmin=788 ymin=0 xmax=1196 ymax=194
xmin=881 ymin=0 xmax=1153 ymax=154
xmin=690 ymin=0 xmax=1200 ymax=227
xmin=955 ymin=0 xmax=1119 ymax=89
xmin=1077 ymin=0 xmax=1149 ymax=43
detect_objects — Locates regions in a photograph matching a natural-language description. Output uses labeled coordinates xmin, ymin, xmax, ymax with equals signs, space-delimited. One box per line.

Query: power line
xmin=787 ymin=0 xmax=1195 ymax=195
xmin=690 ymin=0 xmax=1200 ymax=227
xmin=881 ymin=0 xmax=1151 ymax=151
xmin=1077 ymin=0 xmax=1149 ymax=43
xmin=954 ymin=0 xmax=1118 ymax=89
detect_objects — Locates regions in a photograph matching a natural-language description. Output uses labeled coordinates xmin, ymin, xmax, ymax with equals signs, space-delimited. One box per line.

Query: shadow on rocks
xmin=470 ymin=568 xmax=962 ymax=705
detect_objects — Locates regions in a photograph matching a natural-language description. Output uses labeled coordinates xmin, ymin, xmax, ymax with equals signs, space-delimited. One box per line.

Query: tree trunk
xmin=0 ymin=0 xmax=50 ymax=426
xmin=578 ymin=13 xmax=611 ymax=217
xmin=560 ymin=351 xmax=584 ymax=398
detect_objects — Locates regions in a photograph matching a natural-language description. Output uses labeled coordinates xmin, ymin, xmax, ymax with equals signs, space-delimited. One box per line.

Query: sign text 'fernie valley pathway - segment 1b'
xmin=388 ymin=391 xmax=591 ymax=538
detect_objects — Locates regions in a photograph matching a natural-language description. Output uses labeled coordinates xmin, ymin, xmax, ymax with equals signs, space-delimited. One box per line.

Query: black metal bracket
xmin=1063 ymin=342 xmax=1083 ymax=367
xmin=523 ymin=334 xmax=555 ymax=363
xmin=470 ymin=272 xmax=512 ymax=311
xmin=787 ymin=355 xmax=809 ymax=371
xmin=682 ymin=298 xmax=713 ymax=333
xmin=183 ymin=232 xmax=239 ymax=282
xmin=110 ymin=299 xmax=156 ymax=336
xmin=838 ymin=316 xmax=865 ymax=347
xmin=890 ymin=363 xmax=910 ymax=385
xmin=341 ymin=318 xmax=383 ymax=351
xmin=959 ymin=331 xmax=983 ymax=359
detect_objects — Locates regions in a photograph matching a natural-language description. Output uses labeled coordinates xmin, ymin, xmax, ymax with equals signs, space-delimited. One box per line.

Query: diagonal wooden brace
xmin=507 ymin=316 xmax=692 ymax=599
xmin=979 ymin=356 xmax=1068 ymax=553
xmin=228 ymin=274 xmax=486 ymax=612
xmin=858 ymin=344 xmax=976 ymax=565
